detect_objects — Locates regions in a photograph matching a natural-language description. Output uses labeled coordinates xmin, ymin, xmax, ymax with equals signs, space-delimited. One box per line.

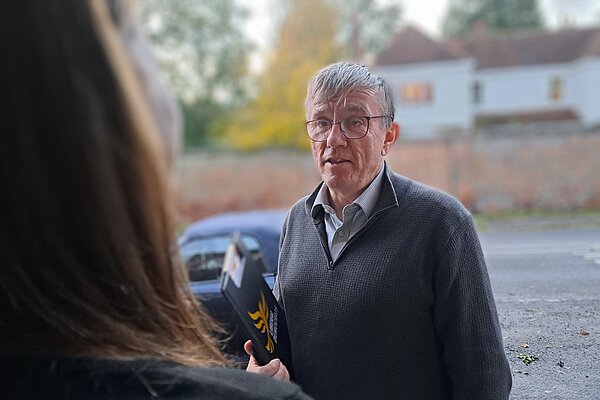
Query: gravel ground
xmin=498 ymin=300 xmax=599 ymax=399
xmin=484 ymin=228 xmax=600 ymax=399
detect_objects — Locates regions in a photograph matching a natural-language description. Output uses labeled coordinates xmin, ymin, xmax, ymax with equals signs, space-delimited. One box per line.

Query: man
xmin=263 ymin=62 xmax=511 ymax=399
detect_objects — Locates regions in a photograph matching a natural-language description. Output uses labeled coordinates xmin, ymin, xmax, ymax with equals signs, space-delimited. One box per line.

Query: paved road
xmin=481 ymin=228 xmax=600 ymax=399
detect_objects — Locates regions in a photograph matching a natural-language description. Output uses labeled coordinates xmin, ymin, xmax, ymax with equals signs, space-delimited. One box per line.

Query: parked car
xmin=178 ymin=209 xmax=287 ymax=360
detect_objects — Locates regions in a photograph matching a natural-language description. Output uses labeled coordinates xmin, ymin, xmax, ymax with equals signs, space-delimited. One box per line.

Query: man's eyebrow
xmin=311 ymin=99 xmax=368 ymax=116
xmin=311 ymin=104 xmax=330 ymax=116
xmin=343 ymin=103 xmax=367 ymax=113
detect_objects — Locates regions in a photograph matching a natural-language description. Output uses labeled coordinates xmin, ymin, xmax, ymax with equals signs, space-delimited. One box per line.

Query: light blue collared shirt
xmin=311 ymin=164 xmax=385 ymax=261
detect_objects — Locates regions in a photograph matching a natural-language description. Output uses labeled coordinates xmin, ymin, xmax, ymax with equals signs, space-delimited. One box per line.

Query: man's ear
xmin=381 ymin=122 xmax=399 ymax=156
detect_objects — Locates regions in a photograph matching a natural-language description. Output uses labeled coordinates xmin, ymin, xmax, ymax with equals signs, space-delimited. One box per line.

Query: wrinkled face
xmin=307 ymin=89 xmax=392 ymax=198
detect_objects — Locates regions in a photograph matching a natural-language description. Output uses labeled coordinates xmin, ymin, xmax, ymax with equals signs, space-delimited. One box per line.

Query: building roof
xmin=377 ymin=25 xmax=600 ymax=69
xmin=376 ymin=26 xmax=458 ymax=66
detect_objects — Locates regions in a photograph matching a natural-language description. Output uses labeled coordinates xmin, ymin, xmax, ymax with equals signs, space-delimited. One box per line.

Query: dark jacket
xmin=0 ymin=354 xmax=312 ymax=400
xmin=274 ymin=165 xmax=512 ymax=400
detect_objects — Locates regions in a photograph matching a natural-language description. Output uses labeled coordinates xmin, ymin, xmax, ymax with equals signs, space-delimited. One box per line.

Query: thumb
xmin=243 ymin=340 xmax=254 ymax=356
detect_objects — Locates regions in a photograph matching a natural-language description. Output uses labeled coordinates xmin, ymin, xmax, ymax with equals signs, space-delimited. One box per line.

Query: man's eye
xmin=348 ymin=118 xmax=364 ymax=127
xmin=316 ymin=120 xmax=331 ymax=128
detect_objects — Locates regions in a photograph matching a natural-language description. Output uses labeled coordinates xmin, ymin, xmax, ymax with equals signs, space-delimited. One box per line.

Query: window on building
xmin=472 ymin=81 xmax=482 ymax=104
xmin=400 ymin=82 xmax=433 ymax=104
xmin=549 ymin=77 xmax=562 ymax=101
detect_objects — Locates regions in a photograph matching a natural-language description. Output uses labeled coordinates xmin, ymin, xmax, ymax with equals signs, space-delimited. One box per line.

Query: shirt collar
xmin=354 ymin=164 xmax=385 ymax=219
xmin=311 ymin=163 xmax=385 ymax=219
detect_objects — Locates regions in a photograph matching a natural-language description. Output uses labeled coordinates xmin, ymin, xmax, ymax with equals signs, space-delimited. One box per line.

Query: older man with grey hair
xmin=250 ymin=62 xmax=511 ymax=399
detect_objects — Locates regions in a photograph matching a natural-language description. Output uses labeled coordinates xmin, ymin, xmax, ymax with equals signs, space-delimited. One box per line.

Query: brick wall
xmin=175 ymin=131 xmax=600 ymax=222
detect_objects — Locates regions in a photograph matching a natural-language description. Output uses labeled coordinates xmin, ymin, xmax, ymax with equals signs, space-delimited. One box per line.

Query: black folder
xmin=220 ymin=232 xmax=292 ymax=370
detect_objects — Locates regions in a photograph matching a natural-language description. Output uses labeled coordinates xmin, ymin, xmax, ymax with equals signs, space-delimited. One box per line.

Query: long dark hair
xmin=0 ymin=0 xmax=228 ymax=366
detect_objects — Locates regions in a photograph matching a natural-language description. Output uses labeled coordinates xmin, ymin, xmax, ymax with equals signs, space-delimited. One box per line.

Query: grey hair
xmin=306 ymin=62 xmax=395 ymax=123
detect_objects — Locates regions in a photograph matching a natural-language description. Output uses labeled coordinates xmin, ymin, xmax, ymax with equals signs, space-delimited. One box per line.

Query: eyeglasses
xmin=305 ymin=115 xmax=392 ymax=142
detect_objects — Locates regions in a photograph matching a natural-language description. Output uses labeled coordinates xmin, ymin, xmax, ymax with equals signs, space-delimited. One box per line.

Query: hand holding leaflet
xmin=220 ymin=232 xmax=293 ymax=371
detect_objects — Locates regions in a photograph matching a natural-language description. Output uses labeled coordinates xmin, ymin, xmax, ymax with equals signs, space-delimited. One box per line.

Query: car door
xmin=180 ymin=233 xmax=275 ymax=361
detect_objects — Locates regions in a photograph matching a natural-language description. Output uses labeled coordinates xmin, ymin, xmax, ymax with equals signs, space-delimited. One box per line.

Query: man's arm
xmin=272 ymin=211 xmax=290 ymax=310
xmin=433 ymin=216 xmax=512 ymax=399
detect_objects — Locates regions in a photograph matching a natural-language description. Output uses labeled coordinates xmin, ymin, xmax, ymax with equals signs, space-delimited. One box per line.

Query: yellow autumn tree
xmin=226 ymin=0 xmax=343 ymax=150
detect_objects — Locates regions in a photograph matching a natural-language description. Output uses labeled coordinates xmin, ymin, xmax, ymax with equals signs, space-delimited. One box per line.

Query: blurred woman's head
xmin=0 ymin=0 xmax=227 ymax=366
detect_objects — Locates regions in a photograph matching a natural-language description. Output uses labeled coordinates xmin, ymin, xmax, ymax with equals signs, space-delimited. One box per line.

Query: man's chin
xmin=322 ymin=174 xmax=351 ymax=191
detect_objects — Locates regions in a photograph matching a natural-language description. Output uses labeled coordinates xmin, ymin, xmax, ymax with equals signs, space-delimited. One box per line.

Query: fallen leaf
xmin=517 ymin=353 xmax=539 ymax=366
xmin=520 ymin=342 xmax=529 ymax=348
xmin=580 ymin=329 xmax=590 ymax=336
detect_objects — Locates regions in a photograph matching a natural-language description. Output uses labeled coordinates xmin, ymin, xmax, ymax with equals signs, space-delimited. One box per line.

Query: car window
xmin=180 ymin=234 xmax=267 ymax=282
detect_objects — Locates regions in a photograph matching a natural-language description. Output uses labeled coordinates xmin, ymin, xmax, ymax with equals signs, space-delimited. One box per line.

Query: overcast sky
xmin=239 ymin=0 xmax=600 ymax=71
xmin=241 ymin=0 xmax=600 ymax=43
xmin=400 ymin=0 xmax=600 ymax=37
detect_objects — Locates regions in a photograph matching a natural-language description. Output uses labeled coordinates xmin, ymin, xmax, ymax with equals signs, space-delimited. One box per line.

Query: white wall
xmin=377 ymin=59 xmax=474 ymax=138
xmin=572 ymin=58 xmax=600 ymax=126
xmin=473 ymin=63 xmax=576 ymax=115
xmin=377 ymin=56 xmax=600 ymax=134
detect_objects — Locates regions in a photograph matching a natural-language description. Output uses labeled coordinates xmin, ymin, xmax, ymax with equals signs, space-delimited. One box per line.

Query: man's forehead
xmin=312 ymin=100 xmax=366 ymax=113
xmin=309 ymin=89 xmax=379 ymax=114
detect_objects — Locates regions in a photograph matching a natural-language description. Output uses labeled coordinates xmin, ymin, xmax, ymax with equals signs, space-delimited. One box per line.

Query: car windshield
xmin=180 ymin=234 xmax=266 ymax=282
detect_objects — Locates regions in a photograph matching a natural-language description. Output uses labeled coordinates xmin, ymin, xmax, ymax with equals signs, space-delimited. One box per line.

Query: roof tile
xmin=377 ymin=25 xmax=600 ymax=69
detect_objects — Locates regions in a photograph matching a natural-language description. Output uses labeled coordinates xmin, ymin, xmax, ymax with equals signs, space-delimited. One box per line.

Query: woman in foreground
xmin=0 ymin=1 xmax=304 ymax=398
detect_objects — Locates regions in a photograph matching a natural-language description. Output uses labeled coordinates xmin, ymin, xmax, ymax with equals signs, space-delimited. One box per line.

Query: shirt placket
xmin=331 ymin=204 xmax=361 ymax=261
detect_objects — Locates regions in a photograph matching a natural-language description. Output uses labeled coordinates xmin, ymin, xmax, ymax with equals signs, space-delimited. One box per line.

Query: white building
xmin=375 ymin=26 xmax=600 ymax=138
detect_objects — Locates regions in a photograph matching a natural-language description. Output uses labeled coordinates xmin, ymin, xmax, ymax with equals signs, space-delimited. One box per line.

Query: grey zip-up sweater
xmin=274 ymin=166 xmax=511 ymax=400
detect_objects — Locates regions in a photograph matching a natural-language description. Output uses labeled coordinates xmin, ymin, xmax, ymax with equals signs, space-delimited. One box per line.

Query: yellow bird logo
xmin=247 ymin=292 xmax=275 ymax=353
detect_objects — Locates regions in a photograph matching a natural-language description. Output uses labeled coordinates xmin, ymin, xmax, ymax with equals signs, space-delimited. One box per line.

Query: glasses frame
xmin=305 ymin=115 xmax=392 ymax=142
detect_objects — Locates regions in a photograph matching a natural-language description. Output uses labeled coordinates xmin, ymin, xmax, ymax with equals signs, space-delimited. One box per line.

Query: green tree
xmin=333 ymin=0 xmax=403 ymax=62
xmin=442 ymin=0 xmax=545 ymax=38
xmin=225 ymin=0 xmax=403 ymax=150
xmin=140 ymin=0 xmax=251 ymax=148
xmin=225 ymin=0 xmax=343 ymax=150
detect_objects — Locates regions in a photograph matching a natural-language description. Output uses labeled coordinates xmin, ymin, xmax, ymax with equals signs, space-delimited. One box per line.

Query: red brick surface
xmin=175 ymin=132 xmax=600 ymax=222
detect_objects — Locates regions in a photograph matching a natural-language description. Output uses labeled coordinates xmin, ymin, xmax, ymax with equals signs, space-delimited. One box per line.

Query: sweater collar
xmin=306 ymin=161 xmax=400 ymax=222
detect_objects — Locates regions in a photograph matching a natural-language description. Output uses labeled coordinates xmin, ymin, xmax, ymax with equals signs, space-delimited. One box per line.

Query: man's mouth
xmin=325 ymin=158 xmax=349 ymax=165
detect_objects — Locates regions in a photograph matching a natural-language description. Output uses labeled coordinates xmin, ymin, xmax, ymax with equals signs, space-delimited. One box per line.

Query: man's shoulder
xmin=287 ymin=194 xmax=312 ymax=220
xmin=386 ymin=172 xmax=472 ymax=233
xmin=290 ymin=194 xmax=310 ymax=212
xmin=390 ymin=172 xmax=470 ymax=218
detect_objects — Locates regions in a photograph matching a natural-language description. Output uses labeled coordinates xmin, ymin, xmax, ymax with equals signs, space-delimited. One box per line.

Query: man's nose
xmin=326 ymin=121 xmax=347 ymax=147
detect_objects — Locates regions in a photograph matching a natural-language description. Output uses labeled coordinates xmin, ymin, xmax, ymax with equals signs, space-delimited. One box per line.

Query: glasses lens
xmin=307 ymin=119 xmax=331 ymax=141
xmin=341 ymin=117 xmax=368 ymax=138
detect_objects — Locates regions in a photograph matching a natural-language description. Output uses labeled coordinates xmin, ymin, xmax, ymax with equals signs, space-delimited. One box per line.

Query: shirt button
xmin=338 ymin=231 xmax=345 ymax=237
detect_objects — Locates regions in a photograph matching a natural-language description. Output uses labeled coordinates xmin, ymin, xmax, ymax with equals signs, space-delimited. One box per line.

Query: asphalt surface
xmin=481 ymin=227 xmax=600 ymax=399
